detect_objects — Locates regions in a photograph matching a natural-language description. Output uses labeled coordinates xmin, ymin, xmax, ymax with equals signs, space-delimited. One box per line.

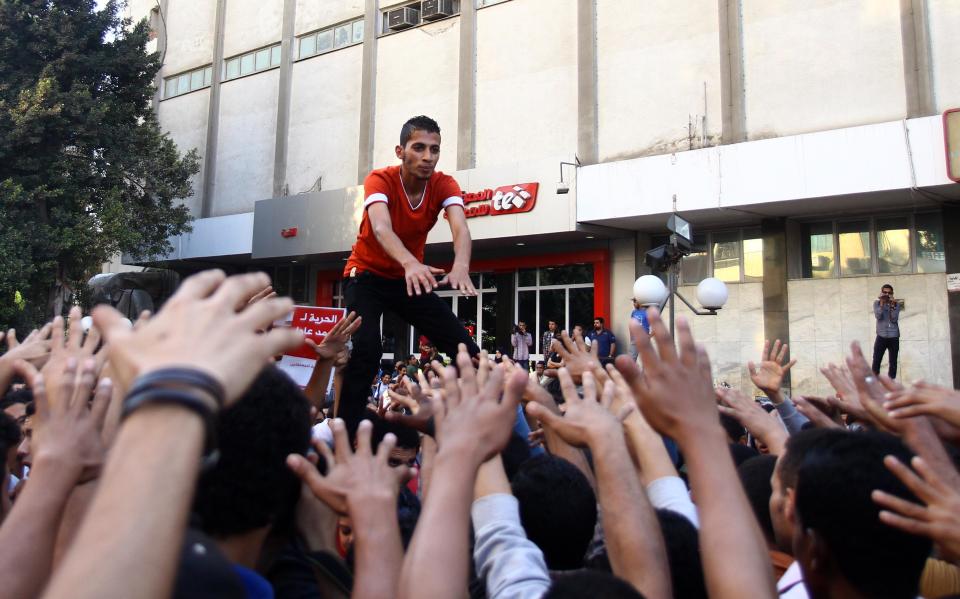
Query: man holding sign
xmin=340 ymin=116 xmax=479 ymax=433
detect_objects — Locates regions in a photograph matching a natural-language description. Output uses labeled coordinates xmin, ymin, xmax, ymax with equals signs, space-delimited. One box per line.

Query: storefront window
xmin=516 ymin=290 xmax=536 ymax=351
xmin=877 ymin=217 xmax=910 ymax=274
xmin=538 ymin=289 xmax=565 ymax=352
xmin=915 ymin=213 xmax=946 ymax=273
xmin=568 ymin=288 xmax=594 ymax=333
xmin=838 ymin=221 xmax=871 ymax=277
xmin=802 ymin=222 xmax=835 ymax=278
xmin=680 ymin=234 xmax=709 ymax=285
xmin=743 ymin=233 xmax=763 ymax=282
xmin=712 ymin=231 xmax=741 ymax=283
xmin=539 ymin=264 xmax=593 ymax=286
xmin=517 ymin=268 xmax=537 ymax=287
xmin=480 ymin=291 xmax=498 ymax=352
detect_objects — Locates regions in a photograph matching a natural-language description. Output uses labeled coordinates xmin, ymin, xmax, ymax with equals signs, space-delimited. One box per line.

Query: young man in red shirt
xmin=340 ymin=115 xmax=479 ymax=432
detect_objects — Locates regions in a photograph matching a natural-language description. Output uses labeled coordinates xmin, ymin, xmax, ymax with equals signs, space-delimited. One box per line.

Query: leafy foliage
xmin=0 ymin=0 xmax=197 ymax=330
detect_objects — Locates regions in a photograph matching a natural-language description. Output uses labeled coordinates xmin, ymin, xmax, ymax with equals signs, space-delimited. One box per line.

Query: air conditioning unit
xmin=422 ymin=0 xmax=455 ymax=21
xmin=387 ymin=6 xmax=420 ymax=30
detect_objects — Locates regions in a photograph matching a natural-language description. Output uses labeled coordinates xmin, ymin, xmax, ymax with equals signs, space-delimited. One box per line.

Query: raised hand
xmin=37 ymin=307 xmax=103 ymax=396
xmin=793 ymin=396 xmax=843 ymax=430
xmin=1 ymin=323 xmax=53 ymax=369
xmin=437 ymin=263 xmax=478 ymax=296
xmin=846 ymin=341 xmax=901 ymax=432
xmin=554 ymin=329 xmax=603 ymax=383
xmin=748 ymin=339 xmax=796 ymax=403
xmin=716 ymin=387 xmax=789 ymax=454
xmin=92 ymin=270 xmax=302 ymax=404
xmin=873 ymin=455 xmax=960 ymax=563
xmin=526 ymin=369 xmax=624 ymax=448
xmin=819 ymin=363 xmax=871 ymax=421
xmin=287 ymin=419 xmax=407 ymax=515
xmin=304 ymin=311 xmax=361 ymax=361
xmin=885 ymin=383 xmax=960 ymax=428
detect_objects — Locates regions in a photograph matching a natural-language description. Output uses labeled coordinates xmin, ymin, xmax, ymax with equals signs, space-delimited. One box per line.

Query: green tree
xmin=0 ymin=0 xmax=197 ymax=331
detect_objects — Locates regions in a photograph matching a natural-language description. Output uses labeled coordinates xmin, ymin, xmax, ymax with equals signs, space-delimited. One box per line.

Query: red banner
xmin=449 ymin=182 xmax=539 ymax=219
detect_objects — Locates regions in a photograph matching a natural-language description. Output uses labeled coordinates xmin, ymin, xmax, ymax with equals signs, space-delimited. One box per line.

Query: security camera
xmin=556 ymin=181 xmax=570 ymax=194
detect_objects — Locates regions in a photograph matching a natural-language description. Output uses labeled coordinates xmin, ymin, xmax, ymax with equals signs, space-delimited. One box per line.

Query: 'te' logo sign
xmin=455 ymin=183 xmax=539 ymax=219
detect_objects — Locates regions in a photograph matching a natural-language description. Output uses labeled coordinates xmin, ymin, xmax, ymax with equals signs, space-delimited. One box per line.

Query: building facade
xmin=124 ymin=0 xmax=960 ymax=394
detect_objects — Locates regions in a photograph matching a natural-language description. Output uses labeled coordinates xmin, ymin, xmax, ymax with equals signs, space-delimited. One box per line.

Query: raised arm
xmin=367 ymin=202 xmax=445 ymax=296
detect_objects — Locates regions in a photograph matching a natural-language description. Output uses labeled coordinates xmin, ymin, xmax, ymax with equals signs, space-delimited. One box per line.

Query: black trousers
xmin=871 ymin=336 xmax=899 ymax=379
xmin=339 ymin=273 xmax=480 ymax=433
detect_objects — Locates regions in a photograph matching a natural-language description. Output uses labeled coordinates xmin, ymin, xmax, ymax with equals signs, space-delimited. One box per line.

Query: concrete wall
xmin=674 ymin=282 xmax=766 ymax=392
xmin=295 ymin=0 xmax=363 ymax=35
xmin=788 ymin=273 xmax=952 ymax=396
xmin=373 ymin=18 xmax=461 ymax=174
xmin=223 ymin=0 xmax=282 ymax=58
xmin=161 ymin=0 xmax=217 ymax=74
xmin=609 ymin=237 xmax=637 ymax=352
xmin=157 ymin=90 xmax=210 ymax=216
xmin=475 ymin=0 xmax=577 ymax=167
xmin=287 ymin=46 xmax=364 ymax=194
xmin=928 ymin=0 xmax=960 ymax=112
xmin=213 ymin=71 xmax=280 ymax=215
xmin=741 ymin=0 xmax=906 ymax=139
xmin=596 ymin=0 xmax=722 ymax=161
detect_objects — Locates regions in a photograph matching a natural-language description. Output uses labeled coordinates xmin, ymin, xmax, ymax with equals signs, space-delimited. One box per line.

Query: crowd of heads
xmin=1 ymin=269 xmax=959 ymax=599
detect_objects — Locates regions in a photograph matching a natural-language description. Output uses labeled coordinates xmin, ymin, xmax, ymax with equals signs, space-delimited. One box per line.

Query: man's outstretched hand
xmin=403 ymin=260 xmax=446 ymax=296
xmin=438 ymin=263 xmax=477 ymax=296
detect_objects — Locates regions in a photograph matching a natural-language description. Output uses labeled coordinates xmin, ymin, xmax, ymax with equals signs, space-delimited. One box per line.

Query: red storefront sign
xmin=450 ymin=183 xmax=540 ymax=219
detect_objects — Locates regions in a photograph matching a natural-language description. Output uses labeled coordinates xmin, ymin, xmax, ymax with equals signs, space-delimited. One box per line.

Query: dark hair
xmin=882 ymin=284 xmax=894 ymax=292
xmin=594 ymin=316 xmax=604 ymax=324
xmin=1 ymin=387 xmax=32 ymax=411
xmin=656 ymin=509 xmax=708 ymax=599
xmin=192 ymin=366 xmax=312 ymax=537
xmin=737 ymin=455 xmax=778 ymax=545
xmin=719 ymin=412 xmax=746 ymax=443
xmin=400 ymin=115 xmax=440 ymax=147
xmin=729 ymin=442 xmax=759 ymax=467
xmin=511 ymin=455 xmax=597 ymax=570
xmin=544 ymin=570 xmax=643 ymax=599
xmin=370 ymin=415 xmax=420 ymax=451
xmin=500 ymin=432 xmax=534 ymax=481
xmin=794 ymin=430 xmax=930 ymax=598
xmin=779 ymin=428 xmax=837 ymax=490
xmin=0 ymin=412 xmax=21 ymax=457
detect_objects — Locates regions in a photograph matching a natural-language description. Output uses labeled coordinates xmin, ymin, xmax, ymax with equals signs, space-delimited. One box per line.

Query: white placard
xmin=948 ymin=273 xmax=960 ymax=293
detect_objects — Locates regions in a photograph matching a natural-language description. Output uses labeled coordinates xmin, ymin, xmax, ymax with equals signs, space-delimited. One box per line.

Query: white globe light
xmin=80 ymin=316 xmax=93 ymax=332
xmin=633 ymin=275 xmax=668 ymax=306
xmin=696 ymin=277 xmax=729 ymax=310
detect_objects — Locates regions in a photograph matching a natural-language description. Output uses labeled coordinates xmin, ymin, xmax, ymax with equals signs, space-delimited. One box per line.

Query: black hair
xmin=737 ymin=454 xmax=778 ymax=545
xmin=192 ymin=366 xmax=311 ymax=537
xmin=369 ymin=415 xmax=420 ymax=451
xmin=25 ymin=401 xmax=35 ymax=418
xmin=594 ymin=316 xmax=604 ymax=324
xmin=656 ymin=509 xmax=708 ymax=599
xmin=397 ymin=486 xmax=421 ymax=549
xmin=544 ymin=570 xmax=644 ymax=599
xmin=1 ymin=387 xmax=32 ymax=411
xmin=400 ymin=115 xmax=440 ymax=147
xmin=719 ymin=412 xmax=747 ymax=443
xmin=511 ymin=455 xmax=597 ymax=570
xmin=794 ymin=429 xmax=930 ymax=598
xmin=0 ymin=411 xmax=21 ymax=457
xmin=779 ymin=428 xmax=837 ymax=490
xmin=500 ymin=431 xmax=534 ymax=481
xmin=882 ymin=283 xmax=894 ymax=292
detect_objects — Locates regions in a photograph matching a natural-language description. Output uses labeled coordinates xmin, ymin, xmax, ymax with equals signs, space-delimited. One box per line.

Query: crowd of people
xmin=2 ymin=268 xmax=960 ymax=598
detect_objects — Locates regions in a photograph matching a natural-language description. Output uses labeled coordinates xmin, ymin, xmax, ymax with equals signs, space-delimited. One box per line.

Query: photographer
xmin=871 ymin=283 xmax=901 ymax=379
xmin=510 ymin=321 xmax=533 ymax=371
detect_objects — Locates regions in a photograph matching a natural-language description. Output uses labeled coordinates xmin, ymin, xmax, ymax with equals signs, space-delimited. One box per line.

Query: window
xmin=712 ymin=231 xmax=741 ymax=283
xmin=680 ymin=234 xmax=709 ymax=285
xmin=162 ymin=64 xmax=214 ymax=99
xmin=223 ymin=42 xmax=282 ymax=81
xmin=266 ymin=264 xmax=309 ymax=303
xmin=743 ymin=232 xmax=763 ymax=282
xmin=798 ymin=213 xmax=943 ymax=279
xmin=656 ymin=229 xmax=763 ymax=285
xmin=296 ymin=16 xmax=364 ymax=61
xmin=516 ymin=266 xmax=595 ymax=355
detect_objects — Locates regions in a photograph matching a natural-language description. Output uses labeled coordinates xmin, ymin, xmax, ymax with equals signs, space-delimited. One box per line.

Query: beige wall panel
xmin=596 ymin=0 xmax=722 ymax=161
xmin=373 ymin=18 xmax=461 ymax=175
xmin=928 ymin=0 xmax=960 ymax=112
xmin=296 ymin=0 xmax=364 ymax=35
xmin=287 ymin=46 xmax=364 ymax=195
xmin=213 ymin=71 xmax=279 ymax=215
xmin=742 ymin=0 xmax=905 ymax=139
xmin=158 ymin=1 xmax=217 ymax=74
xmin=475 ymin=0 xmax=577 ymax=166
xmin=223 ymin=0 xmax=282 ymax=58
xmin=157 ymin=89 xmax=210 ymax=216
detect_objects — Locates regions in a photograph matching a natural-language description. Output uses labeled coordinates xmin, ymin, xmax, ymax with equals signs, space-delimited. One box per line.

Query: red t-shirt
xmin=344 ymin=165 xmax=464 ymax=279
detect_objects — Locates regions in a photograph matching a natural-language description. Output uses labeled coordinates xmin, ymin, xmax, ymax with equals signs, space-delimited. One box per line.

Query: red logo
xmin=281 ymin=227 xmax=298 ymax=238
xmin=451 ymin=183 xmax=539 ymax=219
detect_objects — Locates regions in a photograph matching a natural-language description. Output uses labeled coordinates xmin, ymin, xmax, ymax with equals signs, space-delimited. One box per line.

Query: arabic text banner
xmin=275 ymin=306 xmax=346 ymax=387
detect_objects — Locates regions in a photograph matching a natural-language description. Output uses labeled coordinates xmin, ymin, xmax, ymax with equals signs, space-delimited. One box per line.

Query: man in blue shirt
xmin=871 ymin=283 xmax=901 ymax=378
xmin=588 ymin=316 xmax=617 ymax=364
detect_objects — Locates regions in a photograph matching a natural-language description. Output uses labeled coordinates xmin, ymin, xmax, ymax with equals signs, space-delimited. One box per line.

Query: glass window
xmin=225 ymin=58 xmax=240 ymax=79
xmin=335 ymin=24 xmax=351 ymax=47
xmin=317 ymin=29 xmax=334 ymax=52
xmin=877 ymin=217 xmax=911 ymax=274
xmin=274 ymin=266 xmax=291 ymax=297
xmin=177 ymin=73 xmax=190 ymax=95
xmin=382 ymin=310 xmax=402 ymax=354
xmin=568 ymin=288 xmax=594 ymax=335
xmin=271 ymin=45 xmax=282 ymax=66
xmin=352 ymin=19 xmax=365 ymax=43
xmin=538 ymin=290 xmax=565 ymax=352
xmin=539 ymin=264 xmax=593 ymax=286
xmin=480 ymin=291 xmax=497 ymax=353
xmin=517 ymin=268 xmax=537 ymax=287
xmin=190 ymin=69 xmax=204 ymax=90
xmin=255 ymin=48 xmax=270 ymax=71
xmin=291 ymin=265 xmax=307 ymax=302
xmin=712 ymin=231 xmax=741 ymax=283
xmin=240 ymin=53 xmax=255 ymax=75
xmin=838 ymin=220 xmax=871 ymax=277
xmin=204 ymin=66 xmax=213 ymax=85
xmin=516 ymin=291 xmax=536 ymax=352
xmin=680 ymin=234 xmax=709 ymax=285
xmin=457 ymin=295 xmax=478 ymax=345
xmin=743 ymin=234 xmax=763 ymax=282
xmin=299 ymin=35 xmax=316 ymax=58
xmin=164 ymin=78 xmax=177 ymax=98
xmin=802 ymin=222 xmax=834 ymax=278
xmin=915 ymin=213 xmax=946 ymax=273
